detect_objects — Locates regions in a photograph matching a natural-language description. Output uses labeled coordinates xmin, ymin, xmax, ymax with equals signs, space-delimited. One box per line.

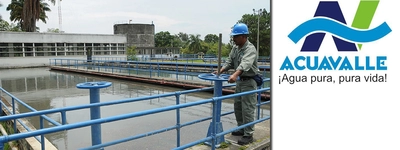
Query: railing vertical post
xmin=128 ymin=63 xmax=131 ymax=75
xmin=136 ymin=62 xmax=139 ymax=75
xmin=0 ymin=141 xmax=4 ymax=150
xmin=175 ymin=92 xmax=181 ymax=147
xmin=0 ymin=99 xmax=2 ymax=116
xmin=150 ymin=63 xmax=152 ymax=78
xmin=119 ymin=62 xmax=122 ymax=73
xmin=11 ymin=98 xmax=16 ymax=133
xmin=157 ymin=63 xmax=160 ymax=77
xmin=0 ymin=91 xmax=2 ymax=116
xmin=184 ymin=64 xmax=187 ymax=80
xmin=76 ymin=81 xmax=112 ymax=150
xmin=257 ymin=85 xmax=262 ymax=120
xmin=61 ymin=111 xmax=67 ymax=125
xmin=40 ymin=116 xmax=45 ymax=150
xmin=176 ymin=63 xmax=178 ymax=81
xmin=96 ymin=60 xmax=99 ymax=72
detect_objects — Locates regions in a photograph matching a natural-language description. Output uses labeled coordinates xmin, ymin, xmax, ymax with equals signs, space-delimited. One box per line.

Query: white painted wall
xmin=0 ymin=32 xmax=127 ymax=43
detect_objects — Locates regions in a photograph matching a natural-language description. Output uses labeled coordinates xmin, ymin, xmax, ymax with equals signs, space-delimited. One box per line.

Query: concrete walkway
xmin=187 ymin=120 xmax=270 ymax=150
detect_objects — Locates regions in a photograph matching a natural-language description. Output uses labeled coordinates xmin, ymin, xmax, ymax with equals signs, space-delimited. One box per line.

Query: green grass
xmin=218 ymin=142 xmax=230 ymax=149
xmin=0 ymin=121 xmax=18 ymax=150
xmin=239 ymin=145 xmax=249 ymax=150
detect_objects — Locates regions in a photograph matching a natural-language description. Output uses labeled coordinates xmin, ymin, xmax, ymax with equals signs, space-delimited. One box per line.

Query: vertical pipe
xmin=257 ymin=13 xmax=260 ymax=58
xmin=215 ymin=33 xmax=223 ymax=123
xmin=90 ymin=88 xmax=102 ymax=147
xmin=77 ymin=82 xmax=110 ymax=150
xmin=217 ymin=33 xmax=222 ymax=76
xmin=205 ymin=33 xmax=225 ymax=147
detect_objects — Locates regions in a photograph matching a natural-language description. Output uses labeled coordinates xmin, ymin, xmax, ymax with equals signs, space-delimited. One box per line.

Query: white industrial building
xmin=0 ymin=23 xmax=179 ymax=68
xmin=0 ymin=32 xmax=127 ymax=58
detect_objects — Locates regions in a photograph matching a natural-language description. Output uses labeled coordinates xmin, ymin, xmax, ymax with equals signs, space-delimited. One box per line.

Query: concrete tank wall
xmin=113 ymin=24 xmax=155 ymax=47
xmin=0 ymin=55 xmax=126 ymax=69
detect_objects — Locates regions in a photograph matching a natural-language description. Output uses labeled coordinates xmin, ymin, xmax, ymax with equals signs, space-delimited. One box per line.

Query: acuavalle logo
xmin=280 ymin=0 xmax=392 ymax=71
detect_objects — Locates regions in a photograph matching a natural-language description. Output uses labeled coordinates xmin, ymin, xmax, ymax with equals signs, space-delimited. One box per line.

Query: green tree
xmin=237 ymin=8 xmax=271 ymax=57
xmin=0 ymin=20 xmax=22 ymax=31
xmin=174 ymin=32 xmax=190 ymax=49
xmin=6 ymin=0 xmax=54 ymax=32
xmin=155 ymin=31 xmax=174 ymax=47
xmin=177 ymin=32 xmax=189 ymax=42
xmin=204 ymin=42 xmax=230 ymax=57
xmin=204 ymin=34 xmax=219 ymax=43
xmin=126 ymin=46 xmax=138 ymax=61
xmin=171 ymin=35 xmax=183 ymax=48
xmin=6 ymin=0 xmax=23 ymax=25
xmin=0 ymin=20 xmax=9 ymax=31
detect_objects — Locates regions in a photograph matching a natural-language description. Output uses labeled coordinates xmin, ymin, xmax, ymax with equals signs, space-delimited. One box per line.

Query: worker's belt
xmin=239 ymin=76 xmax=253 ymax=81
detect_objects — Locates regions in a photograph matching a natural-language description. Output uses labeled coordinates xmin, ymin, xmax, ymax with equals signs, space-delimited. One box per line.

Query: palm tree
xmin=188 ymin=34 xmax=203 ymax=53
xmin=7 ymin=0 xmax=24 ymax=25
xmin=6 ymin=0 xmax=54 ymax=32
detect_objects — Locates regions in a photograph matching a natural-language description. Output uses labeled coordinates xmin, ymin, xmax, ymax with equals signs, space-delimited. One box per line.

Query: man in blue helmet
xmin=213 ymin=23 xmax=260 ymax=145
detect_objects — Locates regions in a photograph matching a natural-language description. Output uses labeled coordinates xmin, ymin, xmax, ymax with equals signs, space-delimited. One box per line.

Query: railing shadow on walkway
xmin=1 ymin=74 xmax=270 ymax=150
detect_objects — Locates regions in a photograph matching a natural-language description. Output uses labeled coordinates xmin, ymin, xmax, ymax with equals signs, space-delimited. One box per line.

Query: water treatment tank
xmin=113 ymin=23 xmax=155 ymax=47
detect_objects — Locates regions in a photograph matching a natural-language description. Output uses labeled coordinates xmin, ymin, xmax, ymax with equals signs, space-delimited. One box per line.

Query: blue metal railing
xmin=89 ymin=55 xmax=270 ymax=65
xmin=0 ymin=78 xmax=270 ymax=150
xmin=48 ymin=58 xmax=271 ymax=88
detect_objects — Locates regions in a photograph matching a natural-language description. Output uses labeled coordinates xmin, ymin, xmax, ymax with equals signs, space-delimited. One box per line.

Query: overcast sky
xmin=0 ymin=0 xmax=270 ymax=44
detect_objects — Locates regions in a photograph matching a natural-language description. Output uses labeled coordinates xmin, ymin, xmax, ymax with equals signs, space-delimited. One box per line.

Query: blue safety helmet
xmin=230 ymin=23 xmax=249 ymax=36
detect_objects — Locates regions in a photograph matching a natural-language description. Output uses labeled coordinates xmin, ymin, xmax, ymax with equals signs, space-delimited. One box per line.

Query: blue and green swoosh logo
xmin=288 ymin=0 xmax=392 ymax=51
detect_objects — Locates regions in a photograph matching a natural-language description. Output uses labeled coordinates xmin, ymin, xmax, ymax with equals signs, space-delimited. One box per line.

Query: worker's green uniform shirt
xmin=223 ymin=40 xmax=260 ymax=76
